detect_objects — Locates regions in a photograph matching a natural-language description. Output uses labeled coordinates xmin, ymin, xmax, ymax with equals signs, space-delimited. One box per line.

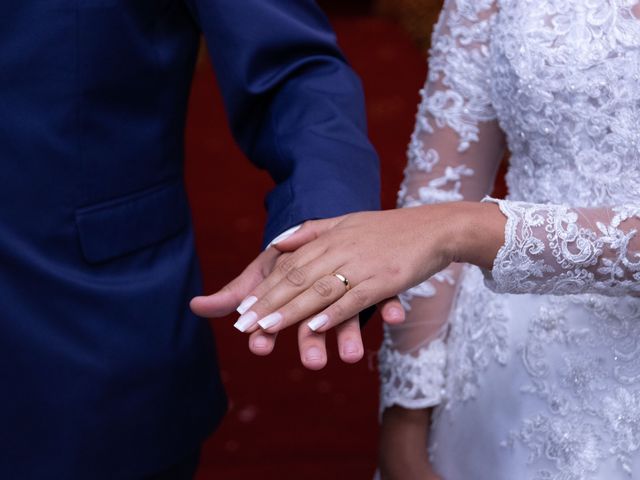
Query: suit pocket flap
xmin=75 ymin=179 xmax=190 ymax=264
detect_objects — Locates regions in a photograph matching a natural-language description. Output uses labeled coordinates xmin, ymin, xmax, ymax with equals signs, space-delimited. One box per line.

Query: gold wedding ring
xmin=332 ymin=273 xmax=351 ymax=291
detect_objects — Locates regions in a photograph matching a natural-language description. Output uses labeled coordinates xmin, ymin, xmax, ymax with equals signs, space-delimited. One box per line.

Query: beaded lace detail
xmin=380 ymin=0 xmax=640 ymax=478
xmin=378 ymin=0 xmax=503 ymax=412
xmin=485 ymin=199 xmax=640 ymax=296
xmin=500 ymin=295 xmax=640 ymax=478
xmin=442 ymin=267 xmax=509 ymax=407
xmin=378 ymin=334 xmax=446 ymax=413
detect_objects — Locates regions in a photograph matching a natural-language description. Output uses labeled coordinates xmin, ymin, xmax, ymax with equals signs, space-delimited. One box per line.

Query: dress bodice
xmin=490 ymin=0 xmax=640 ymax=206
xmin=379 ymin=2 xmax=640 ymax=478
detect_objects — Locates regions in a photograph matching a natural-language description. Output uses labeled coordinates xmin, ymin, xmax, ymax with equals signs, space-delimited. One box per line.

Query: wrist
xmin=448 ymin=201 xmax=506 ymax=270
xmin=382 ymin=405 xmax=432 ymax=426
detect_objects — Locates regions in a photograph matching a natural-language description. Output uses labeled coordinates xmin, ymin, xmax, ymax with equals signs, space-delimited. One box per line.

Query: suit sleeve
xmin=184 ymin=0 xmax=381 ymax=245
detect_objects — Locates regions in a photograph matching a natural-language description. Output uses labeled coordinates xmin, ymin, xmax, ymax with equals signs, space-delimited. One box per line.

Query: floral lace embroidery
xmin=379 ymin=0 xmax=500 ymax=412
xmin=389 ymin=0 xmax=640 ymax=477
xmin=442 ymin=267 xmax=509 ymax=408
xmin=504 ymin=295 xmax=640 ymax=478
xmin=485 ymin=199 xmax=640 ymax=296
xmin=397 ymin=269 xmax=455 ymax=311
xmin=378 ymin=333 xmax=447 ymax=413
xmin=419 ymin=2 xmax=497 ymax=152
xmin=491 ymin=0 xmax=640 ymax=208
xmin=399 ymin=0 xmax=497 ymax=208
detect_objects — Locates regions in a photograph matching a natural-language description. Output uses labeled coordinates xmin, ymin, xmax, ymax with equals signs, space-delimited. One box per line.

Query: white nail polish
xmin=234 ymin=311 xmax=258 ymax=332
xmin=236 ymin=296 xmax=258 ymax=315
xmin=270 ymin=225 xmax=302 ymax=246
xmin=307 ymin=314 xmax=329 ymax=332
xmin=258 ymin=312 xmax=283 ymax=330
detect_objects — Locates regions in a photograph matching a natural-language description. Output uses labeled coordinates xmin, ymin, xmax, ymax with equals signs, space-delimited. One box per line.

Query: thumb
xmin=272 ymin=218 xmax=339 ymax=252
xmin=190 ymin=249 xmax=277 ymax=318
xmin=190 ymin=275 xmax=258 ymax=319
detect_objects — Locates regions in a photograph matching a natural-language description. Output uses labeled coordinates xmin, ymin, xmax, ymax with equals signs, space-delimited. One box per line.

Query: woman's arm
xmin=230 ymin=0 xmax=505 ymax=359
xmin=483 ymin=199 xmax=640 ymax=296
xmin=233 ymin=195 xmax=640 ymax=340
xmin=238 ymin=200 xmax=505 ymax=340
xmin=379 ymin=407 xmax=441 ymax=480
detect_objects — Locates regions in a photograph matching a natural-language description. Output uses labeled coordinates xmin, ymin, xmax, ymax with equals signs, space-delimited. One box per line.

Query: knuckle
xmin=277 ymin=256 xmax=297 ymax=276
xmin=283 ymin=297 xmax=300 ymax=315
xmin=330 ymin=302 xmax=345 ymax=320
xmin=350 ymin=288 xmax=369 ymax=309
xmin=274 ymin=253 xmax=287 ymax=267
xmin=312 ymin=278 xmax=334 ymax=298
xmin=386 ymin=264 xmax=402 ymax=277
xmin=257 ymin=296 xmax=273 ymax=312
xmin=220 ymin=283 xmax=237 ymax=296
xmin=285 ymin=267 xmax=306 ymax=287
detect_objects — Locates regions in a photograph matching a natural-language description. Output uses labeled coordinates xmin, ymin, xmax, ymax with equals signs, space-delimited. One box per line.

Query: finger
xmin=235 ymin=242 xmax=329 ymax=326
xmin=234 ymin=251 xmax=299 ymax=334
xmin=380 ymin=297 xmax=406 ymax=324
xmin=272 ymin=217 xmax=341 ymax=253
xmin=335 ymin=316 xmax=364 ymax=364
xmin=305 ymin=280 xmax=381 ymax=334
xmin=298 ymin=322 xmax=328 ymax=370
xmin=234 ymin=252 xmax=345 ymax=333
xmin=255 ymin=272 xmax=356 ymax=334
xmin=248 ymin=330 xmax=278 ymax=356
xmin=190 ymin=248 xmax=279 ymax=318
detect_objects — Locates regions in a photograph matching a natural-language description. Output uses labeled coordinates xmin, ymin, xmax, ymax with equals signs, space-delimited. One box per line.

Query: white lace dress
xmin=378 ymin=1 xmax=640 ymax=478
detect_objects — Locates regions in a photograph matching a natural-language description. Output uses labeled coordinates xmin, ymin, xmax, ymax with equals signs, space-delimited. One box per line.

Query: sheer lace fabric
xmin=485 ymin=199 xmax=640 ymax=297
xmin=378 ymin=0 xmax=640 ymax=478
xmin=378 ymin=0 xmax=504 ymax=413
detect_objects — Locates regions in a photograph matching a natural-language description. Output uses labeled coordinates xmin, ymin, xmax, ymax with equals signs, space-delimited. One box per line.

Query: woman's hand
xmin=379 ymin=406 xmax=441 ymax=480
xmin=230 ymin=201 xmax=504 ymax=345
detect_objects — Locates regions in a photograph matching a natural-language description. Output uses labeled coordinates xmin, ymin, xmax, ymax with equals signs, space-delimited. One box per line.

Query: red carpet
xmin=184 ymin=15 xmax=437 ymax=480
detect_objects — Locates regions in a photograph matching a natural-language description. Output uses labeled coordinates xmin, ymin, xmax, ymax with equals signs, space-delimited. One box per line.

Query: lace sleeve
xmin=379 ymin=0 xmax=505 ymax=413
xmin=484 ymin=199 xmax=640 ymax=297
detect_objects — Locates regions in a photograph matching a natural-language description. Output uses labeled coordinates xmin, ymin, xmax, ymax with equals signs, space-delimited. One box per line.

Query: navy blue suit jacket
xmin=0 ymin=1 xmax=380 ymax=478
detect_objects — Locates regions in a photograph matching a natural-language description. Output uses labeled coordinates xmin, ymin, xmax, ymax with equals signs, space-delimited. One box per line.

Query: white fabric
xmin=378 ymin=1 xmax=640 ymax=478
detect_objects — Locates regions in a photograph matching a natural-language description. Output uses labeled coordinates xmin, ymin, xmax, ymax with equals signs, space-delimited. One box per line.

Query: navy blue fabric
xmin=146 ymin=448 xmax=200 ymax=480
xmin=0 ymin=1 xmax=379 ymax=479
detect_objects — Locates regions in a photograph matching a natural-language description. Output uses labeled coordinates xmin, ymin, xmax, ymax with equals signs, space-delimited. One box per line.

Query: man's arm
xmin=186 ymin=0 xmax=383 ymax=368
xmin=185 ymin=0 xmax=380 ymax=244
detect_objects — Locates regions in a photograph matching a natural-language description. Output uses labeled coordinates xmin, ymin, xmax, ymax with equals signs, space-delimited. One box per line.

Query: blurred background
xmin=184 ymin=1 xmax=447 ymax=478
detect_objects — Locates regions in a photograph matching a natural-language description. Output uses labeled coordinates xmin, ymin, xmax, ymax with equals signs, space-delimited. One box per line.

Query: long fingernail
xmin=307 ymin=314 xmax=329 ymax=332
xmin=270 ymin=225 xmax=302 ymax=246
xmin=236 ymin=296 xmax=258 ymax=315
xmin=305 ymin=346 xmax=323 ymax=362
xmin=258 ymin=312 xmax=283 ymax=330
xmin=234 ymin=311 xmax=258 ymax=332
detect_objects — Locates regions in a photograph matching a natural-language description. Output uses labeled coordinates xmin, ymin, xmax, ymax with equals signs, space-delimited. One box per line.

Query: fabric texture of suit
xmin=0 ymin=1 xmax=380 ymax=478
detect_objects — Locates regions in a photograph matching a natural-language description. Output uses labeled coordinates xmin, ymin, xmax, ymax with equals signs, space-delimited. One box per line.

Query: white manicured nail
xmin=258 ymin=312 xmax=283 ymax=330
xmin=236 ymin=296 xmax=258 ymax=315
xmin=270 ymin=225 xmax=302 ymax=246
xmin=234 ymin=311 xmax=258 ymax=332
xmin=307 ymin=314 xmax=329 ymax=332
